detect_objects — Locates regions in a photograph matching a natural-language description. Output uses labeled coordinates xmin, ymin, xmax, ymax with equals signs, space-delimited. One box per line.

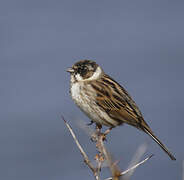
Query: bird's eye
xmin=78 ymin=66 xmax=87 ymax=76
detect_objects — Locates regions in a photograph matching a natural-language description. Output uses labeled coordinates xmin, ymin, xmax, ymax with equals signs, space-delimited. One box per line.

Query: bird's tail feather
xmin=143 ymin=127 xmax=176 ymax=160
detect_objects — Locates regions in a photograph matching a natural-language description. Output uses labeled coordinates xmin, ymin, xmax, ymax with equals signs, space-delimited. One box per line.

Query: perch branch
xmin=104 ymin=154 xmax=153 ymax=180
xmin=63 ymin=116 xmax=153 ymax=180
xmin=95 ymin=128 xmax=121 ymax=180
xmin=62 ymin=116 xmax=100 ymax=180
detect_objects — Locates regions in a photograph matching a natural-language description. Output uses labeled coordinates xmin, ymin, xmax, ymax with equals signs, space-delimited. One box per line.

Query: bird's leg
xmin=104 ymin=127 xmax=113 ymax=136
xmin=96 ymin=125 xmax=113 ymax=141
xmin=95 ymin=124 xmax=102 ymax=134
xmin=99 ymin=127 xmax=113 ymax=141
xmin=91 ymin=125 xmax=112 ymax=142
xmin=90 ymin=124 xmax=102 ymax=142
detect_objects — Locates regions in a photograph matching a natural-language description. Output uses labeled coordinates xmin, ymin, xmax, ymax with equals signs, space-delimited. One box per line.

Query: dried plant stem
xmin=62 ymin=116 xmax=100 ymax=180
xmin=104 ymin=154 xmax=153 ymax=180
xmin=95 ymin=130 xmax=121 ymax=180
xmin=63 ymin=116 xmax=153 ymax=180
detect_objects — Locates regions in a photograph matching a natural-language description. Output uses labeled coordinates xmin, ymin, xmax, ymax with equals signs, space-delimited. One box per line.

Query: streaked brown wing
xmin=89 ymin=74 xmax=176 ymax=161
xmin=92 ymin=74 xmax=149 ymax=128
xmin=96 ymin=95 xmax=140 ymax=127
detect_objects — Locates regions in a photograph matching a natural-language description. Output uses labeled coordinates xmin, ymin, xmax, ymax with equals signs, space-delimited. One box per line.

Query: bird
xmin=67 ymin=59 xmax=176 ymax=160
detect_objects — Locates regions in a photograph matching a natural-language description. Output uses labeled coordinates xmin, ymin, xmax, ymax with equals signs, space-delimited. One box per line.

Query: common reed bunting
xmin=67 ymin=60 xmax=176 ymax=160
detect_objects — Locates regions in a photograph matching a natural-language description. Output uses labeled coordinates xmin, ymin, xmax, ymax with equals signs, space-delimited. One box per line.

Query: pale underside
xmin=70 ymin=81 xmax=122 ymax=127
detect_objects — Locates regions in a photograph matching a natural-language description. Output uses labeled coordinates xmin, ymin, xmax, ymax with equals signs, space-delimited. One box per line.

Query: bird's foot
xmin=91 ymin=125 xmax=112 ymax=142
xmin=90 ymin=124 xmax=101 ymax=142
xmin=104 ymin=127 xmax=113 ymax=136
xmin=100 ymin=127 xmax=113 ymax=141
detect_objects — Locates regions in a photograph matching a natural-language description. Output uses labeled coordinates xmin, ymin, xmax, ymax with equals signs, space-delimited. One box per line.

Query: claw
xmin=90 ymin=132 xmax=98 ymax=142
xmin=91 ymin=126 xmax=113 ymax=142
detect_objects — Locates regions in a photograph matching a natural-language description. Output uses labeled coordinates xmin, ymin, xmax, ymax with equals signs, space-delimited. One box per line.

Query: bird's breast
xmin=70 ymin=82 xmax=81 ymax=101
xmin=70 ymin=82 xmax=95 ymax=116
xmin=70 ymin=82 xmax=118 ymax=127
xmin=70 ymin=82 xmax=94 ymax=110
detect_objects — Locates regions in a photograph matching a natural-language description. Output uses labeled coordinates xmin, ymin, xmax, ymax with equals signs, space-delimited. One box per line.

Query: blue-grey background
xmin=0 ymin=0 xmax=183 ymax=179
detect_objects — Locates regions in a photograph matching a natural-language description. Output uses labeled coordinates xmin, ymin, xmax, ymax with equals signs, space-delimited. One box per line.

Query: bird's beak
xmin=66 ymin=67 xmax=75 ymax=73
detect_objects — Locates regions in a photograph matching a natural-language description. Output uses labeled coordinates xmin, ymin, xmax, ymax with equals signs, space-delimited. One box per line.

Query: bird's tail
xmin=142 ymin=126 xmax=176 ymax=160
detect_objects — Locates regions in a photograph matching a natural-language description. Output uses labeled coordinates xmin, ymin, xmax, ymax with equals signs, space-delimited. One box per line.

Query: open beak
xmin=66 ymin=67 xmax=75 ymax=73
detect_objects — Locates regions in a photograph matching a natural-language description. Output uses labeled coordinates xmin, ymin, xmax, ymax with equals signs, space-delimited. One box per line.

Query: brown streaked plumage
xmin=67 ymin=59 xmax=176 ymax=160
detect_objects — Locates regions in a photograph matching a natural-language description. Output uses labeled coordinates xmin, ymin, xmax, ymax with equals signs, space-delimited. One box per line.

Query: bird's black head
xmin=67 ymin=60 xmax=99 ymax=80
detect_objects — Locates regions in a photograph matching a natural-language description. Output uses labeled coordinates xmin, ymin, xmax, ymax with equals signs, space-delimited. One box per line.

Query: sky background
xmin=0 ymin=0 xmax=184 ymax=179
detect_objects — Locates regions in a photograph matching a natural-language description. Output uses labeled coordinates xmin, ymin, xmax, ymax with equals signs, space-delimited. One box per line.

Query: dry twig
xmin=96 ymin=130 xmax=121 ymax=180
xmin=104 ymin=154 xmax=153 ymax=180
xmin=63 ymin=116 xmax=153 ymax=180
xmin=62 ymin=116 xmax=100 ymax=180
